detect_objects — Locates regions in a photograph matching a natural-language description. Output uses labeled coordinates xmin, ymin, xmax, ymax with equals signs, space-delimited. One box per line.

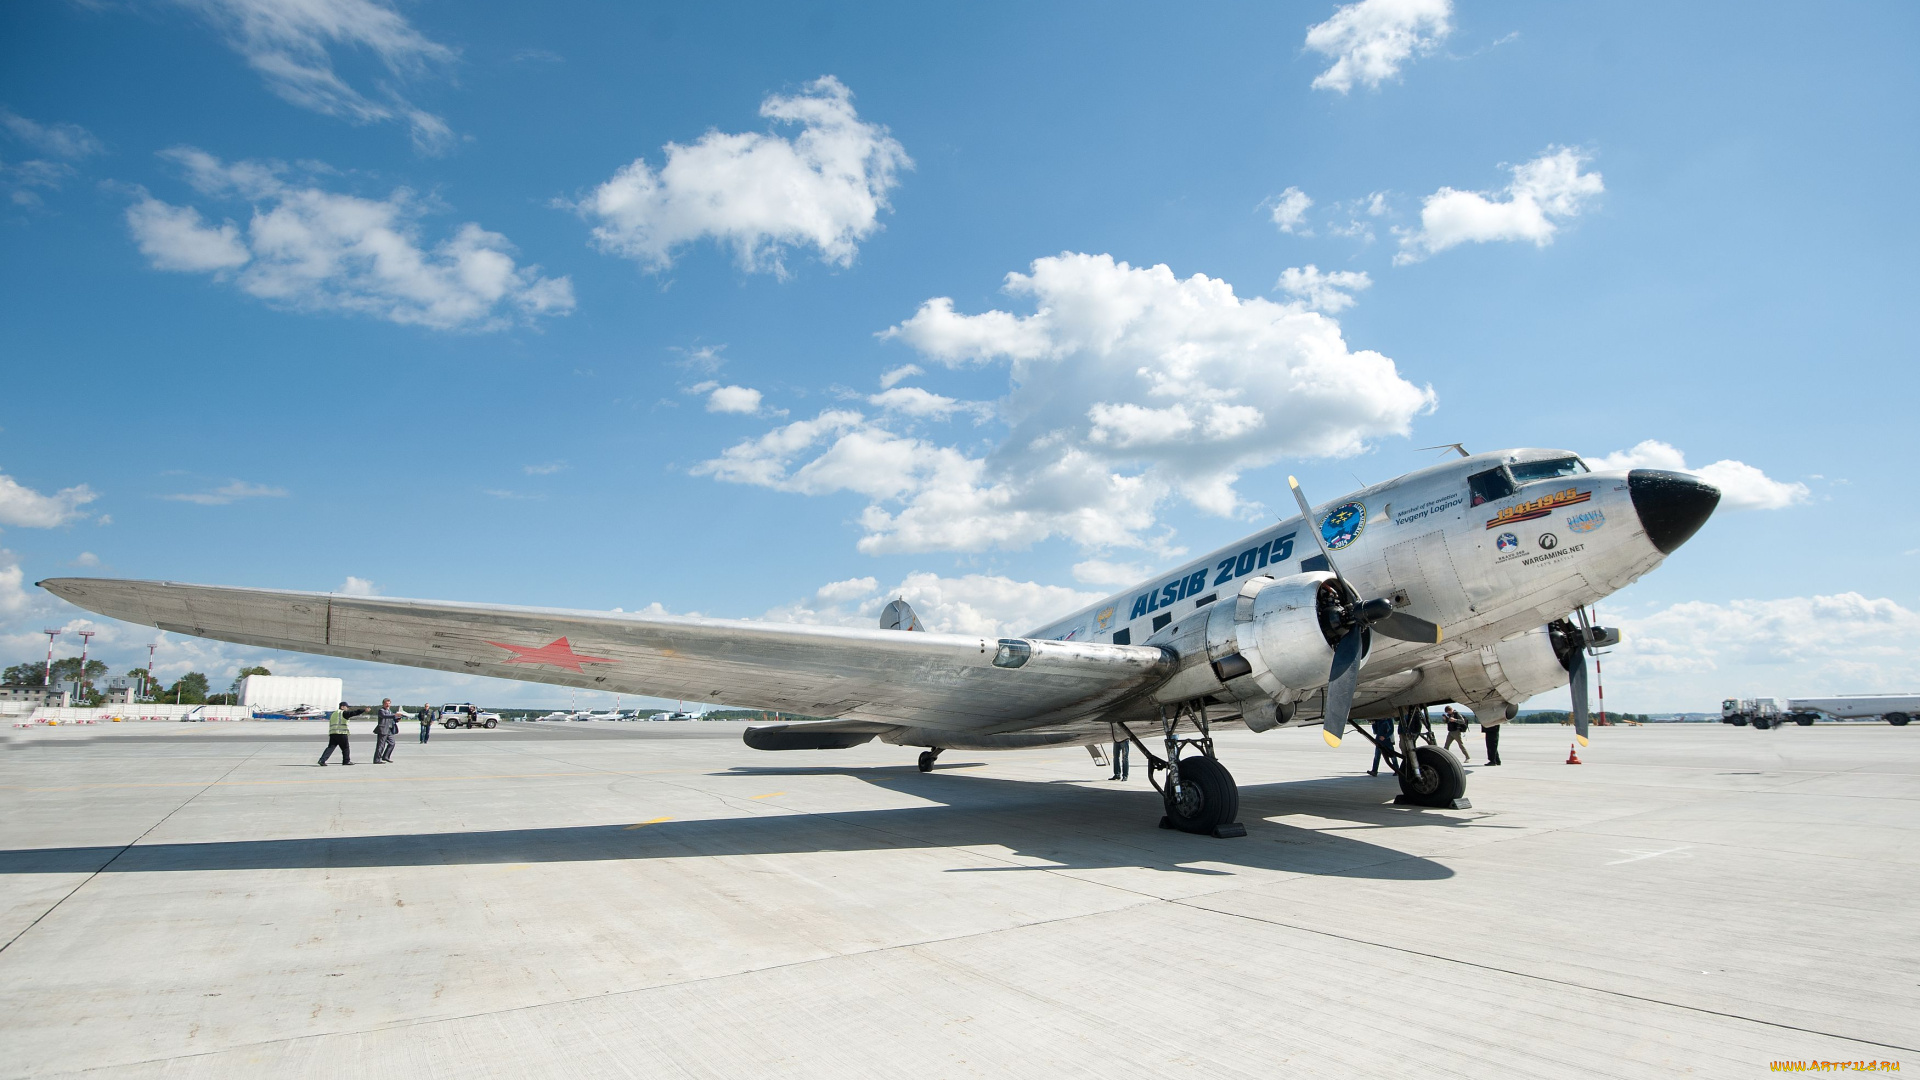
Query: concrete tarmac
xmin=1 ymin=720 xmax=1914 ymax=1078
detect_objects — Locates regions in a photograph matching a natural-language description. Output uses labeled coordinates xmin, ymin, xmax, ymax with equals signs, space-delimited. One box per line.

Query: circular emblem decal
xmin=1538 ymin=532 xmax=1559 ymax=550
xmin=1321 ymin=501 xmax=1368 ymax=551
xmin=1496 ymin=531 xmax=1520 ymax=553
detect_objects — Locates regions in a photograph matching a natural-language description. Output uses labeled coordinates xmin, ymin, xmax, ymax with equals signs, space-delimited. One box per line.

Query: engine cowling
xmin=1485 ymin=624 xmax=1574 ymax=705
xmin=1151 ymin=571 xmax=1368 ymax=728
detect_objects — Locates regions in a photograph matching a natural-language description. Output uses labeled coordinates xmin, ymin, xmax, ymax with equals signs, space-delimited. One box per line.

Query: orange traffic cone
xmin=1566 ymin=742 xmax=1582 ymax=765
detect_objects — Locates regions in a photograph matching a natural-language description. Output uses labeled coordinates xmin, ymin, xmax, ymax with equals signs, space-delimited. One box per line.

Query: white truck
xmin=1785 ymin=695 xmax=1919 ymax=727
xmin=1723 ymin=695 xmax=1918 ymax=728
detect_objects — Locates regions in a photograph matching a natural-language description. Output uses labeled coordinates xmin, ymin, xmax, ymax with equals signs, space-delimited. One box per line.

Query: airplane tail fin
xmin=879 ymin=598 xmax=924 ymax=632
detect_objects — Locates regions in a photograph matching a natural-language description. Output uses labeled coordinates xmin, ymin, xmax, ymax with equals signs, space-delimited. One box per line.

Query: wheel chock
xmin=1391 ymin=796 xmax=1473 ymax=810
xmin=1210 ymin=822 xmax=1247 ymax=839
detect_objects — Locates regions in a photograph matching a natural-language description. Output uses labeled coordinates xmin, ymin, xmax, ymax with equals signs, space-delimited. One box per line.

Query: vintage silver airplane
xmin=40 ymin=448 xmax=1718 ymax=837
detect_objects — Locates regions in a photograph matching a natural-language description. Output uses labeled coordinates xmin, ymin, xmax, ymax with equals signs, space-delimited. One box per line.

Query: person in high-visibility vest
xmin=318 ymin=700 xmax=368 ymax=766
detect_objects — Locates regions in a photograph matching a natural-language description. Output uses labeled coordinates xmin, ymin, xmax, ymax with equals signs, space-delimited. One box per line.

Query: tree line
xmin=3 ymin=658 xmax=272 ymax=706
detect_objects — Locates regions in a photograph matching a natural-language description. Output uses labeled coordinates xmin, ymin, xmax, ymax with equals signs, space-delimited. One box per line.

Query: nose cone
xmin=1628 ymin=470 xmax=1720 ymax=554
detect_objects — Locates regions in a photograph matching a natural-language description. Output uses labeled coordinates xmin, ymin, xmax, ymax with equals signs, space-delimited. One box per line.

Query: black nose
xmin=1628 ymin=470 xmax=1720 ymax=554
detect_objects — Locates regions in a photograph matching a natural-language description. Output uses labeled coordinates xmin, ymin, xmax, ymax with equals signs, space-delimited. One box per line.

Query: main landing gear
xmin=1357 ymin=706 xmax=1470 ymax=809
xmin=1119 ymin=700 xmax=1246 ymax=838
xmin=917 ymin=748 xmax=942 ymax=772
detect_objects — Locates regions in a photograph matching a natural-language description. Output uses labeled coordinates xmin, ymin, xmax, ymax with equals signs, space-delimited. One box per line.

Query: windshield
xmin=1508 ymin=457 xmax=1588 ymax=484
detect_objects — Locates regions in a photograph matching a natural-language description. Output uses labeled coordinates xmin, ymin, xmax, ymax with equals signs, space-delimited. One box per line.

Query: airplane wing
xmin=38 ymin=579 xmax=1173 ymax=732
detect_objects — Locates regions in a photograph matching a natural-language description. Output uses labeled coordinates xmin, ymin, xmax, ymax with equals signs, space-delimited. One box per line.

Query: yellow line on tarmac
xmin=624 ymin=817 xmax=673 ymax=829
xmin=749 ymin=792 xmax=785 ymax=800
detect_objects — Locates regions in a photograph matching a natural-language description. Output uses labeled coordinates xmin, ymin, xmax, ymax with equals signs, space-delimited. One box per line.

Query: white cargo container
xmin=239 ymin=675 xmax=345 ymax=711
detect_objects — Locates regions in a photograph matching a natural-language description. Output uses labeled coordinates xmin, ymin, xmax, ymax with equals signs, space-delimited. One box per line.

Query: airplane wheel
xmin=1889 ymin=713 xmax=1910 ymax=727
xmin=917 ymin=750 xmax=937 ymax=772
xmin=1399 ymin=745 xmax=1465 ymax=807
xmin=1161 ymin=755 xmax=1238 ymax=834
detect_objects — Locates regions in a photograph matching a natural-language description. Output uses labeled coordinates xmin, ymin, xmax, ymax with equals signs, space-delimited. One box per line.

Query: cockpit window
xmin=1467 ymin=467 xmax=1516 ymax=507
xmin=1508 ymin=457 xmax=1589 ymax=484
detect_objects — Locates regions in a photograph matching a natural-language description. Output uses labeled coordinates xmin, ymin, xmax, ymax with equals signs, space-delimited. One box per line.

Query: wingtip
xmin=1321 ymin=729 xmax=1341 ymax=748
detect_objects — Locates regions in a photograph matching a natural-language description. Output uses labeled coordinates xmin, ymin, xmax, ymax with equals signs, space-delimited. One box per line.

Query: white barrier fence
xmin=8 ymin=704 xmax=261 ymax=727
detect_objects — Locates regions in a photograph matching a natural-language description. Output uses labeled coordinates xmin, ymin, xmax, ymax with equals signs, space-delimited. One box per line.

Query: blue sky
xmin=3 ymin=0 xmax=1916 ymax=710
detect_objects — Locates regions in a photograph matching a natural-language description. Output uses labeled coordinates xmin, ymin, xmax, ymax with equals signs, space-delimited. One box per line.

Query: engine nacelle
xmin=1484 ymin=625 xmax=1573 ymax=705
xmin=1151 ymin=571 xmax=1368 ymax=728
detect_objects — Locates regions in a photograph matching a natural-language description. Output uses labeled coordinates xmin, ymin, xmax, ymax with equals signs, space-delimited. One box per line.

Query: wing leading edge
xmin=38 ymin=578 xmax=1173 ymax=732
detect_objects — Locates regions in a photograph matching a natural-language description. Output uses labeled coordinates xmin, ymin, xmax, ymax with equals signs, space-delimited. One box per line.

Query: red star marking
xmin=484 ymin=636 xmax=615 ymax=674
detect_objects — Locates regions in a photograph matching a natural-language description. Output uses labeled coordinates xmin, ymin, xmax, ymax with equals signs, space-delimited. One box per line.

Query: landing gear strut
xmin=1119 ymin=700 xmax=1246 ymax=838
xmin=1356 ymin=707 xmax=1469 ymax=809
xmin=917 ymin=748 xmax=942 ymax=772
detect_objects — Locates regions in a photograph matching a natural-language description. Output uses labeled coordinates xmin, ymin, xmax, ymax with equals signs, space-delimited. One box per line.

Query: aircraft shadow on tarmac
xmin=0 ymin=770 xmax=1454 ymax=881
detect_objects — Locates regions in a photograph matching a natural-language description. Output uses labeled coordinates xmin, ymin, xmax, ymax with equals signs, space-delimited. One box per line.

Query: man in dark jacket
xmin=419 ymin=703 xmax=434 ymax=743
xmin=1367 ymin=716 xmax=1394 ymax=776
xmin=373 ymin=698 xmax=400 ymax=763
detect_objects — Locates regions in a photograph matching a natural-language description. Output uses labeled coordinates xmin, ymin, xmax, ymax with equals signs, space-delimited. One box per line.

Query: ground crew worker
xmin=419 ymin=703 xmax=434 ymax=743
xmin=1443 ymin=705 xmax=1470 ymax=759
xmin=1110 ymin=735 xmax=1129 ymax=781
xmin=1483 ymin=717 xmax=1503 ymax=766
xmin=318 ymin=701 xmax=359 ymax=766
xmin=1367 ymin=716 xmax=1394 ymax=776
xmin=373 ymin=698 xmax=400 ymax=763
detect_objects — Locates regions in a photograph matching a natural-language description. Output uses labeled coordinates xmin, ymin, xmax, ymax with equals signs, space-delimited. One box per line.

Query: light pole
xmin=76 ymin=630 xmax=95 ymax=702
xmin=42 ymin=628 xmax=60 ymax=689
xmin=145 ymin=644 xmax=158 ymax=700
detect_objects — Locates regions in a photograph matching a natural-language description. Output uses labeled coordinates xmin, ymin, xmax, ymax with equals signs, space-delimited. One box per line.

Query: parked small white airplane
xmin=40 ymin=448 xmax=1717 ymax=837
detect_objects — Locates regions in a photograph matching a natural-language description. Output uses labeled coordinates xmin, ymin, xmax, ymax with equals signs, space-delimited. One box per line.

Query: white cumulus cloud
xmin=1396 ymin=147 xmax=1603 ymax=264
xmin=1587 ymin=441 xmax=1808 ymax=511
xmin=1276 ymin=264 xmax=1372 ymax=313
xmin=763 ymin=572 xmax=1101 ymax=637
xmin=1306 ymin=0 xmax=1452 ymax=93
xmin=1268 ymin=186 xmax=1313 ymax=233
xmin=126 ymin=149 xmax=573 ymax=330
xmin=705 ymin=385 xmax=764 ymax=414
xmin=1600 ymin=593 xmax=1920 ymax=710
xmin=701 ymin=253 xmax=1432 ymax=554
xmin=577 ymin=76 xmax=909 ymax=275
xmin=176 ymin=0 xmax=458 ymax=153
xmin=0 ymin=470 xmax=97 ymax=528
xmin=0 ymin=550 xmax=29 ymax=615
xmin=338 ymin=576 xmax=380 ymax=596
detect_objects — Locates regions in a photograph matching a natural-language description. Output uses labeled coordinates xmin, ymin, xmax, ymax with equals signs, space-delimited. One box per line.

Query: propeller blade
xmin=1288 ymin=476 xmax=1342 ymax=580
xmin=1322 ymin=627 xmax=1365 ymax=746
xmin=1568 ymin=647 xmax=1591 ymax=746
xmin=1373 ymin=610 xmax=1443 ymax=644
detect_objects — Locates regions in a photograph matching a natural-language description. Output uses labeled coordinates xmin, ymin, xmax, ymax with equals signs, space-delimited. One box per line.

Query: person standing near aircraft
xmin=419 ymin=703 xmax=434 ymax=743
xmin=373 ymin=698 xmax=400 ymax=763
xmin=1482 ymin=717 xmax=1503 ymax=766
xmin=1367 ymin=716 xmax=1393 ymax=776
xmin=1110 ymin=735 xmax=1129 ymax=781
xmin=1443 ymin=706 xmax=1470 ymax=760
xmin=318 ymin=700 xmax=365 ymax=766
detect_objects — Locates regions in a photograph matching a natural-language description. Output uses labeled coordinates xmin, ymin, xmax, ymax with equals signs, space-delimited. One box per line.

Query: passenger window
xmin=1508 ymin=457 xmax=1589 ymax=484
xmin=1468 ymin=468 xmax=1516 ymax=507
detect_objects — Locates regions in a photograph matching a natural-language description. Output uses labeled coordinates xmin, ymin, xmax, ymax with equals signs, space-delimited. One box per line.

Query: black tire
xmin=1889 ymin=713 xmax=1910 ymax=727
xmin=1753 ymin=716 xmax=1772 ymax=730
xmin=917 ymin=750 xmax=936 ymax=772
xmin=1796 ymin=715 xmax=1815 ymax=726
xmin=1162 ymin=755 xmax=1238 ymax=834
xmin=483 ymin=718 xmax=497 ymax=729
xmin=1398 ymin=744 xmax=1466 ymax=807
xmin=1730 ymin=716 xmax=1748 ymax=726
xmin=443 ymin=720 xmax=458 ymax=729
